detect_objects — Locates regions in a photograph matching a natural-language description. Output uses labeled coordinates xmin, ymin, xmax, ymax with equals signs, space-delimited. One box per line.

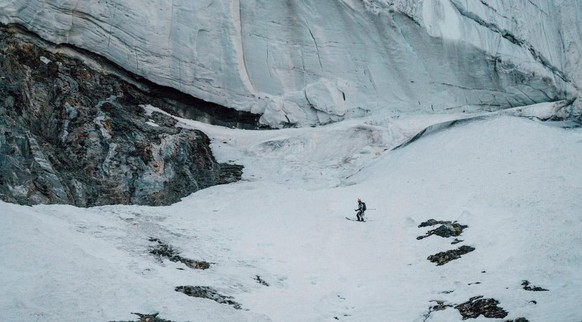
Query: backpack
xmin=362 ymin=202 xmax=366 ymax=211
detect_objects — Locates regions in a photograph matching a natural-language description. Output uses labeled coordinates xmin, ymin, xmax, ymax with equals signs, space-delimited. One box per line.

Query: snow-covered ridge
xmin=1 ymin=0 xmax=580 ymax=127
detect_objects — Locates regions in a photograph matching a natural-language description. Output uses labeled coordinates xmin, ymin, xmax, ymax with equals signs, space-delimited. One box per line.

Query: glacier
xmin=1 ymin=0 xmax=580 ymax=127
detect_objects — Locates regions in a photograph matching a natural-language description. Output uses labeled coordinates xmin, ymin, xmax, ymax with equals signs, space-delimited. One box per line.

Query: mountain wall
xmin=0 ymin=30 xmax=242 ymax=206
xmin=1 ymin=0 xmax=581 ymax=127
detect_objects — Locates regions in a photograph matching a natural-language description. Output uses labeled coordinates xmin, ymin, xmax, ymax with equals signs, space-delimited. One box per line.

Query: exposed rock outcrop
xmin=417 ymin=219 xmax=468 ymax=240
xmin=0 ymin=29 xmax=243 ymax=207
xmin=427 ymin=245 xmax=475 ymax=266
xmin=112 ymin=312 xmax=173 ymax=322
xmin=521 ymin=280 xmax=549 ymax=292
xmin=175 ymin=286 xmax=242 ymax=310
xmin=455 ymin=296 xmax=508 ymax=319
xmin=148 ymin=238 xmax=211 ymax=270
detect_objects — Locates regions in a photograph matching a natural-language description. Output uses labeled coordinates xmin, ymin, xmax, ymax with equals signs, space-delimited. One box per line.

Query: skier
xmin=355 ymin=198 xmax=366 ymax=221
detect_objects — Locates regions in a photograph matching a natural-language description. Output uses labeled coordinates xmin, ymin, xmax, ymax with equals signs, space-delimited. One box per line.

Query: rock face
xmin=0 ymin=29 xmax=242 ymax=207
xmin=455 ymin=296 xmax=508 ymax=319
xmin=1 ymin=0 xmax=580 ymax=127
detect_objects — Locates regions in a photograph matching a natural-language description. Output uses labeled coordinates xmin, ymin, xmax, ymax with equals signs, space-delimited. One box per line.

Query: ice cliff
xmin=1 ymin=0 xmax=581 ymax=127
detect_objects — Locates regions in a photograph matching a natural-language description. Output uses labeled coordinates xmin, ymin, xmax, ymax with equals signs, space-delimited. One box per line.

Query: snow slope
xmin=1 ymin=107 xmax=581 ymax=321
xmin=1 ymin=1 xmax=580 ymax=126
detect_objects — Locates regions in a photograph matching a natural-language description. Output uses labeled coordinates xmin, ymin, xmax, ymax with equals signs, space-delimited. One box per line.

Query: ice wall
xmin=1 ymin=0 xmax=580 ymax=127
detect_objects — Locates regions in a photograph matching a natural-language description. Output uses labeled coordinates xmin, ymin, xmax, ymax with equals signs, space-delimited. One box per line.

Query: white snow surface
xmin=1 ymin=105 xmax=582 ymax=321
xmin=1 ymin=0 xmax=581 ymax=127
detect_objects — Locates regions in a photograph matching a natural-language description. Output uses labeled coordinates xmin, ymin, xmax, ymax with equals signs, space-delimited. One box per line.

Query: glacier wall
xmin=1 ymin=0 xmax=580 ymax=127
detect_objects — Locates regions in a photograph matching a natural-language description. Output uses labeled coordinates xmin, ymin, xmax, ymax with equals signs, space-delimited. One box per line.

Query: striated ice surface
xmin=1 ymin=0 xmax=580 ymax=127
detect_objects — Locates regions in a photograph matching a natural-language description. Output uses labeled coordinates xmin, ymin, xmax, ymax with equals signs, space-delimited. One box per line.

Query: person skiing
xmin=355 ymin=198 xmax=366 ymax=221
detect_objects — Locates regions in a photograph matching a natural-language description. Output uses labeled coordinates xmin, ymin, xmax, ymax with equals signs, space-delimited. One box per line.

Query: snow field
xmin=1 ymin=108 xmax=582 ymax=321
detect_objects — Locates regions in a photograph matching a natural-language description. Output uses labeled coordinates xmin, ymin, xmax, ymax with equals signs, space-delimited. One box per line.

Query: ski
xmin=345 ymin=217 xmax=365 ymax=222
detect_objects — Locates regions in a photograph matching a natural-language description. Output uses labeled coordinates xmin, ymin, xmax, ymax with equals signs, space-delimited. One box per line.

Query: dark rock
xmin=521 ymin=280 xmax=549 ymax=292
xmin=455 ymin=296 xmax=508 ymax=319
xmin=217 ymin=163 xmax=244 ymax=185
xmin=131 ymin=312 xmax=171 ymax=322
xmin=0 ymin=28 xmax=244 ymax=206
xmin=111 ymin=312 xmax=173 ymax=322
xmin=254 ymin=275 xmax=269 ymax=286
xmin=506 ymin=318 xmax=530 ymax=322
xmin=427 ymin=245 xmax=475 ymax=265
xmin=451 ymin=238 xmax=463 ymax=244
xmin=175 ymin=286 xmax=242 ymax=310
xmin=149 ymin=112 xmax=178 ymax=128
xmin=148 ymin=238 xmax=210 ymax=270
xmin=418 ymin=219 xmax=440 ymax=227
xmin=417 ymin=219 xmax=468 ymax=240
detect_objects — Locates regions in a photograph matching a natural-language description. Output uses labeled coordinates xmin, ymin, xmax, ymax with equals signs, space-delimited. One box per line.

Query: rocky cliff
xmin=1 ymin=0 xmax=580 ymax=127
xmin=0 ymin=27 xmax=242 ymax=206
